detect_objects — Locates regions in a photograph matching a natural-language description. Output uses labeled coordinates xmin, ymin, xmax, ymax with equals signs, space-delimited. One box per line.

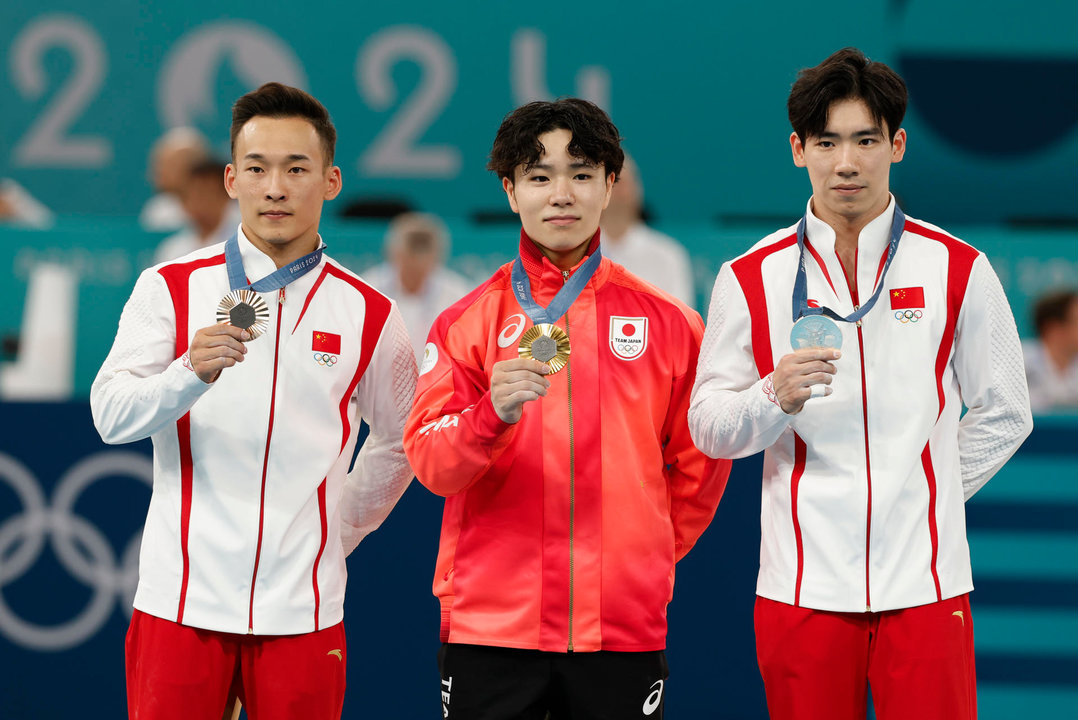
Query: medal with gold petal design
xmin=518 ymin=323 xmax=571 ymax=373
xmin=216 ymin=289 xmax=269 ymax=339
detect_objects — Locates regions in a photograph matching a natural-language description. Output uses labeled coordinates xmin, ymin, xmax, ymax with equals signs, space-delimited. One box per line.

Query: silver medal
xmin=790 ymin=315 xmax=843 ymax=350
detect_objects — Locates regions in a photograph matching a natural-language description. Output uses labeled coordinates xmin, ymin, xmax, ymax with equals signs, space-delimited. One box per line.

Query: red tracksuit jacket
xmin=404 ymin=231 xmax=729 ymax=652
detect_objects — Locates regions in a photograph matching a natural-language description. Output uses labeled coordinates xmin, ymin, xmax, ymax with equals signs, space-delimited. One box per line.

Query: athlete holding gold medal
xmin=405 ymin=99 xmax=729 ymax=719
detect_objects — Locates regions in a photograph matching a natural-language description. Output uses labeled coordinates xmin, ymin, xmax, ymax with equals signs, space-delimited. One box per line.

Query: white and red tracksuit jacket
xmin=91 ymin=229 xmax=416 ymax=635
xmin=689 ymin=199 xmax=1033 ymax=613
xmin=404 ymin=231 xmax=730 ymax=652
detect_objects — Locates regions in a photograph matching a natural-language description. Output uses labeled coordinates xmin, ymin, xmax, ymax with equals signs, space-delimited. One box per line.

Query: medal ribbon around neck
xmin=225 ymin=233 xmax=324 ymax=293
xmin=217 ymin=233 xmax=324 ymax=339
xmin=791 ymin=205 xmax=906 ymax=324
xmin=510 ymin=246 xmax=602 ymax=325
xmin=510 ymin=245 xmax=602 ymax=373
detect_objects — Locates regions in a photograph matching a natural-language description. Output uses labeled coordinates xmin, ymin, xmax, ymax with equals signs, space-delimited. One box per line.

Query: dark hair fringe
xmin=788 ymin=48 xmax=907 ymax=143
xmin=230 ymin=82 xmax=337 ymax=166
xmin=488 ymin=98 xmax=624 ymax=181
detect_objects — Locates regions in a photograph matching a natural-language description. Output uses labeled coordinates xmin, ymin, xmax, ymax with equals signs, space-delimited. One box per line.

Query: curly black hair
xmin=488 ymin=98 xmax=624 ymax=182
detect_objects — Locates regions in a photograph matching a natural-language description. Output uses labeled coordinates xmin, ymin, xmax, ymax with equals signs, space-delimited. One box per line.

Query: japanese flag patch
xmin=609 ymin=316 xmax=648 ymax=361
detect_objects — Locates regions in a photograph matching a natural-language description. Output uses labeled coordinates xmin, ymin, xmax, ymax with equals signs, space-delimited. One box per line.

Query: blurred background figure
xmin=139 ymin=127 xmax=210 ymax=232
xmin=1024 ymin=288 xmax=1078 ymax=413
xmin=600 ymin=152 xmax=695 ymax=307
xmin=0 ymin=178 xmax=70 ymax=398
xmin=0 ymin=177 xmax=55 ymax=229
xmin=363 ymin=212 xmax=471 ymax=359
xmin=152 ymin=159 xmax=239 ymax=264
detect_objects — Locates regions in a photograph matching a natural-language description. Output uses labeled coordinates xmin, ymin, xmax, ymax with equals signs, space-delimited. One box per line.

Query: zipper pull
xmin=278 ymin=287 xmax=286 ymax=305
xmin=854 ymin=304 xmax=862 ymax=327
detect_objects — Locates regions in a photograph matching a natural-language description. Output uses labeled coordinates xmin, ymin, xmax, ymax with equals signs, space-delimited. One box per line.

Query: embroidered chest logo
xmin=890 ymin=286 xmax=926 ymax=324
xmin=609 ymin=316 xmax=648 ymax=361
xmin=313 ymin=330 xmax=341 ymax=366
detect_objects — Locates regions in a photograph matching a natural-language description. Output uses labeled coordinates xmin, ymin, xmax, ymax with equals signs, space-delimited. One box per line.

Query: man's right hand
xmin=772 ymin=347 xmax=841 ymax=415
xmin=189 ymin=323 xmax=250 ymax=384
xmin=490 ymin=357 xmax=551 ymax=424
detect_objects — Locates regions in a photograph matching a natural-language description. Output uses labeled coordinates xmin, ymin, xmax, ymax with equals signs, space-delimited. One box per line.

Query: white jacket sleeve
xmin=90 ymin=268 xmax=212 ymax=444
xmin=688 ymin=262 xmax=793 ymax=459
xmin=340 ymin=304 xmax=417 ymax=555
xmin=953 ymin=254 xmax=1033 ymax=500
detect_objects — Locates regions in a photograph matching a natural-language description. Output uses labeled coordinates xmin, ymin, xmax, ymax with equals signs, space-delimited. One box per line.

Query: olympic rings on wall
xmin=0 ymin=451 xmax=152 ymax=651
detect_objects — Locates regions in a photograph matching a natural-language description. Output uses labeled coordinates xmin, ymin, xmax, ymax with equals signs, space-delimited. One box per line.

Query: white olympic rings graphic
xmin=314 ymin=352 xmax=338 ymax=366
xmin=895 ymin=309 xmax=924 ymax=323
xmin=0 ymin=451 xmax=152 ymax=651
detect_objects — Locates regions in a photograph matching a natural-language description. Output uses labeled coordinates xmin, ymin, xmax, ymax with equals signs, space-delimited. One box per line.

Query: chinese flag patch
xmin=312 ymin=331 xmax=341 ymax=354
xmin=890 ymin=287 xmax=925 ymax=310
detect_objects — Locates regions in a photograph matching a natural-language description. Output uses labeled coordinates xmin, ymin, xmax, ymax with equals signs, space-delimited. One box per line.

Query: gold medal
xmin=518 ymin=323 xmax=571 ymax=373
xmin=216 ymin=290 xmax=269 ymax=339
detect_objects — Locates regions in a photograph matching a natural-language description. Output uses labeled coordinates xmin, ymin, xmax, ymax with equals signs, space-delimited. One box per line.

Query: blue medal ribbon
xmin=792 ymin=206 xmax=906 ymax=323
xmin=224 ymin=233 xmax=324 ymax=293
xmin=510 ymin=245 xmax=602 ymax=325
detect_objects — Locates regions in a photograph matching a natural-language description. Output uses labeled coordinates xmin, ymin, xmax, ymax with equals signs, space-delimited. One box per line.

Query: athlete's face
xmin=225 ymin=116 xmax=341 ymax=264
xmin=502 ymin=128 xmax=615 ymax=271
xmin=791 ymin=98 xmax=906 ymax=230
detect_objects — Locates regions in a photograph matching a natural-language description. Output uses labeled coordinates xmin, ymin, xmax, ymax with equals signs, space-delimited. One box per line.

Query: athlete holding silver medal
xmin=689 ymin=49 xmax=1032 ymax=720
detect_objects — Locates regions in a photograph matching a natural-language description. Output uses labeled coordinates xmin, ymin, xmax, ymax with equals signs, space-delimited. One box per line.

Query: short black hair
xmin=1033 ymin=289 xmax=1078 ymax=337
xmin=230 ymin=82 xmax=337 ymax=166
xmin=488 ymin=98 xmax=624 ymax=182
xmin=788 ymin=47 xmax=907 ymax=143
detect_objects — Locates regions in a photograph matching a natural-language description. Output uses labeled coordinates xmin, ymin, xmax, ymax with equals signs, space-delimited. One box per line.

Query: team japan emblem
xmin=609 ymin=316 xmax=648 ymax=361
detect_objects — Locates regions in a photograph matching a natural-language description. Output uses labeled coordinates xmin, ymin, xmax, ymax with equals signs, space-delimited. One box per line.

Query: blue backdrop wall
xmin=1 ymin=404 xmax=1075 ymax=718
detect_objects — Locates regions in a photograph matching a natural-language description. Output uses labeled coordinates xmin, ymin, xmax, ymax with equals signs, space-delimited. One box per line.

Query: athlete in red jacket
xmin=404 ymin=99 xmax=729 ymax=719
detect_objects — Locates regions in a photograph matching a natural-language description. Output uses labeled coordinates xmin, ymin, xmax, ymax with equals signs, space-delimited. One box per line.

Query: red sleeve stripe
xmin=323 ymin=264 xmax=393 ymax=453
xmin=312 ymin=479 xmax=329 ymax=630
xmin=731 ymin=234 xmax=797 ymax=377
xmin=920 ymin=443 xmax=943 ymax=601
xmin=791 ymin=434 xmax=807 ymax=607
xmin=906 ymin=220 xmax=977 ymax=605
xmin=157 ymin=254 xmax=225 ymax=623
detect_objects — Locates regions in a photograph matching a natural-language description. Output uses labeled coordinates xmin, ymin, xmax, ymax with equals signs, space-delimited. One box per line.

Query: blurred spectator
xmin=153 ymin=159 xmax=239 ymax=264
xmin=363 ymin=213 xmax=471 ymax=359
xmin=139 ymin=127 xmax=210 ymax=232
xmin=0 ymin=178 xmax=54 ymax=229
xmin=1024 ymin=289 xmax=1078 ymax=412
xmin=600 ymin=152 xmax=695 ymax=306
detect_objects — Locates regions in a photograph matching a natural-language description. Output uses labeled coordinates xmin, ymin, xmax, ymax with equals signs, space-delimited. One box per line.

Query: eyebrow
xmin=817 ymin=128 xmax=884 ymax=139
xmin=526 ymin=160 xmax=599 ymax=172
xmin=243 ymin=153 xmax=313 ymax=162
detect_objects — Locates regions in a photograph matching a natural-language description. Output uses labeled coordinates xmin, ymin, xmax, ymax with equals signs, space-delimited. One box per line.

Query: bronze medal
xmin=216 ymin=289 xmax=269 ymax=339
xmin=518 ymin=323 xmax=571 ymax=373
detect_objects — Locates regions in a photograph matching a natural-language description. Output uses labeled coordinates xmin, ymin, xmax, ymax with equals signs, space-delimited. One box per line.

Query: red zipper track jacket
xmin=404 ymin=231 xmax=729 ymax=652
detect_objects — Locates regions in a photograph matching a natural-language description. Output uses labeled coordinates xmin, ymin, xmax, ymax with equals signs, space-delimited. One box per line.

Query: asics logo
xmin=642 ymin=679 xmax=664 ymax=716
xmin=497 ymin=314 xmax=527 ymax=348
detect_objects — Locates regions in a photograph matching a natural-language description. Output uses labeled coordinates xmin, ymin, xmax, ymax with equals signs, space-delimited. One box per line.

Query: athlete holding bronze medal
xmin=91 ymin=83 xmax=416 ymax=720
xmin=405 ymin=99 xmax=729 ymax=719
